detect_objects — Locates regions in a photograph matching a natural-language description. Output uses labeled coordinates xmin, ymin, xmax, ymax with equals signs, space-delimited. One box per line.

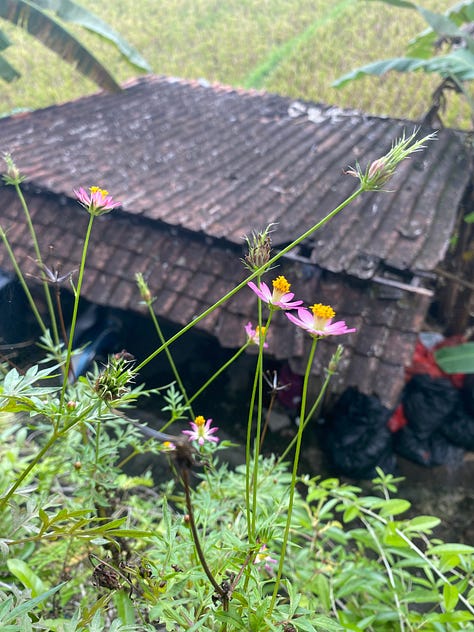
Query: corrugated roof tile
xmin=0 ymin=75 xmax=468 ymax=279
xmin=0 ymin=76 xmax=465 ymax=408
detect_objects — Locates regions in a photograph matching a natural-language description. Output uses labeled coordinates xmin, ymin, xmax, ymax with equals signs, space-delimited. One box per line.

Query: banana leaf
xmin=0 ymin=0 xmax=122 ymax=91
xmin=435 ymin=342 xmax=474 ymax=374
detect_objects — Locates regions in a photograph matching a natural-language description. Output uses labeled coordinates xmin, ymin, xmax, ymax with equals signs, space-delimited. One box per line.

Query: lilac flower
xmin=248 ymin=275 xmax=303 ymax=310
xmin=182 ymin=415 xmax=219 ymax=445
xmin=286 ymin=303 xmax=356 ymax=338
xmin=74 ymin=186 xmax=121 ymax=216
xmin=244 ymin=322 xmax=268 ymax=348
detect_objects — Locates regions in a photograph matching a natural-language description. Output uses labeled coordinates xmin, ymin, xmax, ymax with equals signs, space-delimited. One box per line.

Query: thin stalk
xmin=259 ymin=391 xmax=276 ymax=451
xmin=0 ymin=402 xmax=99 ymax=510
xmin=14 ymin=183 xmax=59 ymax=345
xmin=359 ymin=504 xmax=474 ymax=616
xmin=134 ymin=187 xmax=363 ymax=373
xmin=0 ymin=226 xmax=47 ymax=334
xmin=59 ymin=213 xmax=95 ymax=408
xmin=276 ymin=366 xmax=333 ymax=466
xmin=244 ymin=286 xmax=267 ymax=543
xmin=95 ymin=420 xmax=101 ymax=466
xmin=54 ymin=286 xmax=69 ymax=354
xmin=188 ymin=343 xmax=250 ymax=406
xmin=269 ymin=337 xmax=318 ymax=615
xmin=146 ymin=303 xmax=193 ymax=417
xmin=116 ymin=448 xmax=139 ymax=470
xmin=251 ymin=311 xmax=272 ymax=537
xmin=245 ymin=350 xmax=261 ymax=543
xmin=181 ymin=466 xmax=227 ymax=608
xmin=360 ymin=515 xmax=406 ymax=632
xmin=0 ymin=430 xmax=59 ymax=510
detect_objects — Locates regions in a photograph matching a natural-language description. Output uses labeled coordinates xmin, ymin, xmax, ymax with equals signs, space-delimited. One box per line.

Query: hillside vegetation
xmin=0 ymin=0 xmax=468 ymax=126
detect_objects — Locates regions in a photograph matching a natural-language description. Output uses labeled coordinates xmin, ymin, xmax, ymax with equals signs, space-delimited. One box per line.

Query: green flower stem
xmin=60 ymin=213 xmax=95 ymax=408
xmin=259 ymin=389 xmax=276 ymax=450
xmin=276 ymin=362 xmax=334 ymax=466
xmin=188 ymin=343 xmax=250 ymax=406
xmin=146 ymin=300 xmax=193 ymax=417
xmin=0 ymin=430 xmax=59 ymax=511
xmin=134 ymin=186 xmax=363 ymax=374
xmin=14 ymin=182 xmax=59 ymax=345
xmin=54 ymin=285 xmax=70 ymax=353
xmin=0 ymin=402 xmax=99 ymax=511
xmin=116 ymin=448 xmax=139 ymax=469
xmin=0 ymin=226 xmax=47 ymax=334
xmin=269 ymin=337 xmax=318 ymax=615
xmin=181 ymin=465 xmax=227 ymax=608
xmin=244 ymin=285 xmax=267 ymax=543
xmin=360 ymin=515 xmax=406 ymax=632
xmin=95 ymin=420 xmax=102 ymax=466
xmin=358 ymin=503 xmax=474 ymax=616
xmin=245 ymin=345 xmax=261 ymax=543
xmin=251 ymin=311 xmax=272 ymax=537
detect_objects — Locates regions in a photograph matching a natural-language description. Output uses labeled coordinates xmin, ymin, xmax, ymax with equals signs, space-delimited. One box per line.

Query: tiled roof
xmin=0 ymin=75 xmax=469 ymax=279
xmin=0 ymin=187 xmax=430 ymax=408
xmin=0 ymin=75 xmax=468 ymax=408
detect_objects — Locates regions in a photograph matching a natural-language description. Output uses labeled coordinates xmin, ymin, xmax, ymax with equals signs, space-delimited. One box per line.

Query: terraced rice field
xmin=0 ymin=0 xmax=468 ymax=127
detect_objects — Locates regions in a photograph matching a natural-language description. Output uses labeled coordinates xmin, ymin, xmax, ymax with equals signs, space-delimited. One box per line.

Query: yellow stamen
xmin=90 ymin=186 xmax=108 ymax=196
xmin=162 ymin=441 xmax=174 ymax=449
xmin=256 ymin=326 xmax=266 ymax=336
xmin=194 ymin=415 xmax=206 ymax=427
xmin=272 ymin=275 xmax=290 ymax=294
xmin=310 ymin=303 xmax=335 ymax=320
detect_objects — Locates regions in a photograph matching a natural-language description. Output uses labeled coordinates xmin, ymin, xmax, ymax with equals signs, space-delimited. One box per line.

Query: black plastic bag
xmin=401 ymin=375 xmax=458 ymax=440
xmin=394 ymin=374 xmax=467 ymax=465
xmin=441 ymin=403 xmax=474 ymax=451
xmin=322 ymin=387 xmax=396 ymax=479
xmin=461 ymin=374 xmax=474 ymax=418
xmin=393 ymin=427 xmax=464 ymax=466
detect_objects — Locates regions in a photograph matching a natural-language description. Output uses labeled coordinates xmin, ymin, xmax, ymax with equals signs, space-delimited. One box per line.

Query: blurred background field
xmin=0 ymin=0 xmax=470 ymax=127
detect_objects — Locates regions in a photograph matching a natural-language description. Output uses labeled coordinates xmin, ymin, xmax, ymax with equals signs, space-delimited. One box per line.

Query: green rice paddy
xmin=0 ymin=0 xmax=468 ymax=127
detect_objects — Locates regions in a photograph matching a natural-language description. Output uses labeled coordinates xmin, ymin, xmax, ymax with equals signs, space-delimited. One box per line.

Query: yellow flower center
xmin=194 ymin=415 xmax=206 ymax=427
xmin=90 ymin=186 xmax=108 ymax=197
xmin=310 ymin=303 xmax=335 ymax=320
xmin=162 ymin=441 xmax=174 ymax=449
xmin=272 ymin=275 xmax=290 ymax=294
xmin=256 ymin=326 xmax=266 ymax=336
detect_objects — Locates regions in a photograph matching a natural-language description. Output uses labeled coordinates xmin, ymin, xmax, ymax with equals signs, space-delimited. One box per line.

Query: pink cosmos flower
xmin=286 ymin=303 xmax=356 ymax=338
xmin=182 ymin=415 xmax=219 ymax=445
xmin=244 ymin=322 xmax=268 ymax=348
xmin=248 ymin=275 xmax=303 ymax=310
xmin=161 ymin=440 xmax=176 ymax=452
xmin=74 ymin=186 xmax=121 ymax=216
xmin=254 ymin=545 xmax=277 ymax=574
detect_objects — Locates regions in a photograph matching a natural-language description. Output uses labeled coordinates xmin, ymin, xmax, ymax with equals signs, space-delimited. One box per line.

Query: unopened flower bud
xmin=2 ymin=153 xmax=24 ymax=186
xmin=328 ymin=344 xmax=344 ymax=373
xmin=136 ymin=272 xmax=154 ymax=303
xmin=242 ymin=224 xmax=276 ymax=271
xmin=344 ymin=130 xmax=436 ymax=192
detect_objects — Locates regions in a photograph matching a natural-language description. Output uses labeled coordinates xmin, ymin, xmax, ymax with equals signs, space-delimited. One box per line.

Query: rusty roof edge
xmin=280 ymin=249 xmax=435 ymax=293
xmin=371 ymin=274 xmax=433 ymax=297
xmin=2 ymin=74 xmax=472 ymax=136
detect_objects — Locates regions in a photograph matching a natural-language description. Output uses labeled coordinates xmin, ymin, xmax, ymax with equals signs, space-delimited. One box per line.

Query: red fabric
xmin=387 ymin=335 xmax=466 ymax=432
xmin=405 ymin=336 xmax=465 ymax=389
xmin=387 ymin=403 xmax=408 ymax=432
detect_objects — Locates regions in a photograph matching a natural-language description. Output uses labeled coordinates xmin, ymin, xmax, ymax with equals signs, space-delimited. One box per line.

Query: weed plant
xmin=1 ymin=133 xmax=474 ymax=631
